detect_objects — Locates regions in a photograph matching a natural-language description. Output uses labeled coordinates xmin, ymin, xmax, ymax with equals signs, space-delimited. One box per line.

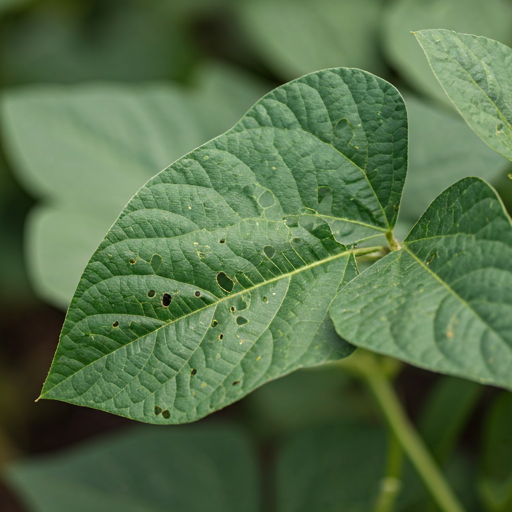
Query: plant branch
xmin=364 ymin=365 xmax=466 ymax=512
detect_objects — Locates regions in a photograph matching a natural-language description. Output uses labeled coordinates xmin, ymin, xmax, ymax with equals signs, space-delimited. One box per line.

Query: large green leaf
xmin=415 ymin=29 xmax=512 ymax=163
xmin=383 ymin=0 xmax=512 ymax=105
xmin=401 ymin=96 xmax=507 ymax=224
xmin=331 ymin=177 xmax=512 ymax=390
xmin=2 ymin=63 xmax=269 ymax=308
xmin=238 ymin=0 xmax=385 ymax=80
xmin=5 ymin=424 xmax=259 ymax=512
xmin=479 ymin=393 xmax=512 ymax=512
xmin=38 ymin=68 xmax=408 ymax=423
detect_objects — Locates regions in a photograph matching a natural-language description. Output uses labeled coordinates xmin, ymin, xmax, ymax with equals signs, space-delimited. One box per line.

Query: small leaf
xmin=331 ymin=177 xmax=512 ymax=391
xmin=239 ymin=0 xmax=385 ymax=79
xmin=415 ymin=29 xmax=512 ymax=162
xmin=5 ymin=425 xmax=260 ymax=512
xmin=39 ymin=68 xmax=407 ymax=423
xmin=383 ymin=0 xmax=512 ymax=105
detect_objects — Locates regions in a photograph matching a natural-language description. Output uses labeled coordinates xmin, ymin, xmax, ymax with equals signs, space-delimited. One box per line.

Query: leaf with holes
xmin=38 ymin=68 xmax=407 ymax=423
xmin=331 ymin=177 xmax=512 ymax=391
xmin=415 ymin=29 xmax=512 ymax=162
xmin=1 ymin=63 xmax=269 ymax=308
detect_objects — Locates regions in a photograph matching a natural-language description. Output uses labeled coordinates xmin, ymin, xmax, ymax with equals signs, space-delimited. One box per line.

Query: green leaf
xmin=2 ymin=63 xmax=270 ymax=308
xmin=383 ymin=0 xmax=512 ymax=105
xmin=0 ymin=1 xmax=197 ymax=86
xmin=401 ymin=96 xmax=508 ymax=224
xmin=5 ymin=424 xmax=259 ymax=512
xmin=479 ymin=392 xmax=512 ymax=512
xmin=331 ymin=177 xmax=512 ymax=391
xmin=415 ymin=29 xmax=512 ymax=164
xmin=238 ymin=0 xmax=385 ymax=80
xmin=38 ymin=68 xmax=408 ymax=423
xmin=276 ymin=424 xmax=389 ymax=512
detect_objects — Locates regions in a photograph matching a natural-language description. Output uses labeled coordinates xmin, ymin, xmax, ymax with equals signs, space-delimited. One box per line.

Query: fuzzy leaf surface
xmin=331 ymin=177 xmax=512 ymax=390
xmin=40 ymin=68 xmax=407 ymax=423
xmin=416 ymin=29 xmax=512 ymax=162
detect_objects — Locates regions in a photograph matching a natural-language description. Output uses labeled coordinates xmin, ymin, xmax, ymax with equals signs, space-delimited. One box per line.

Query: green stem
xmin=352 ymin=246 xmax=387 ymax=258
xmin=373 ymin=432 xmax=404 ymax=512
xmin=385 ymin=231 xmax=400 ymax=251
xmin=365 ymin=368 xmax=466 ymax=512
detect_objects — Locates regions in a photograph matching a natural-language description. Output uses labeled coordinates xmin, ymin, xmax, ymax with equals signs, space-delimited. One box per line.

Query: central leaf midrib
xmin=43 ymin=246 xmax=367 ymax=397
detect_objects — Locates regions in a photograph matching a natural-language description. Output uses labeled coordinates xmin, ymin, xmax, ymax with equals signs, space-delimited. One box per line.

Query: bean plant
xmin=14 ymin=29 xmax=512 ymax=512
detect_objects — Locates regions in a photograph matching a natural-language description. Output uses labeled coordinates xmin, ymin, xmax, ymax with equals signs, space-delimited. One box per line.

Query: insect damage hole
xmin=162 ymin=410 xmax=171 ymax=419
xmin=219 ymin=238 xmax=226 ymax=244
xmin=154 ymin=406 xmax=162 ymax=415
xmin=216 ymin=272 xmax=234 ymax=293
xmin=211 ymin=319 xmax=219 ymax=327
xmin=191 ymin=368 xmax=197 ymax=376
xmin=129 ymin=258 xmax=137 ymax=265
xmin=162 ymin=293 xmax=172 ymax=307
xmin=194 ymin=291 xmax=202 ymax=297
xmin=230 ymin=306 xmax=236 ymax=313
xmin=147 ymin=289 xmax=156 ymax=298
xmin=232 ymin=380 xmax=240 ymax=386
xmin=112 ymin=321 xmax=119 ymax=328
xmin=236 ymin=316 xmax=248 ymax=326
xmin=219 ymin=333 xmax=224 ymax=340
xmin=263 ymin=245 xmax=276 ymax=258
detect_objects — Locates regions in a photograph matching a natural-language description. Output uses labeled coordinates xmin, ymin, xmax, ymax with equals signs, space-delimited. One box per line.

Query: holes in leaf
xmin=263 ymin=245 xmax=276 ymax=258
xmin=292 ymin=237 xmax=302 ymax=244
xmin=129 ymin=258 xmax=137 ymax=265
xmin=262 ymin=296 xmax=268 ymax=303
xmin=112 ymin=321 xmax=119 ymax=328
xmin=232 ymin=380 xmax=240 ymax=386
xmin=217 ymin=272 xmax=234 ymax=293
xmin=211 ymin=319 xmax=219 ymax=327
xmin=219 ymin=238 xmax=226 ymax=244
xmin=191 ymin=368 xmax=197 ymax=376
xmin=147 ymin=290 xmax=156 ymax=298
xmin=426 ymin=251 xmax=437 ymax=265
xmin=162 ymin=293 xmax=172 ymax=307
xmin=195 ymin=291 xmax=202 ymax=298
xmin=154 ymin=406 xmax=162 ymax=415
xmin=219 ymin=333 xmax=224 ymax=340
xmin=162 ymin=410 xmax=171 ymax=419
xmin=258 ymin=190 xmax=275 ymax=208
xmin=230 ymin=306 xmax=236 ymax=313
xmin=236 ymin=316 xmax=248 ymax=326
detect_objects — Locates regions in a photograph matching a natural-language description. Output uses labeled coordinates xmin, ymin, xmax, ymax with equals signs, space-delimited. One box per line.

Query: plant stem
xmin=365 ymin=369 xmax=466 ymax=512
xmin=373 ymin=432 xmax=404 ymax=512
xmin=385 ymin=231 xmax=400 ymax=251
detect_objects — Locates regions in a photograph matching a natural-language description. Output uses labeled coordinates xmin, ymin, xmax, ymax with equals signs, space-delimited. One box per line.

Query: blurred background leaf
xmin=4 ymin=423 xmax=260 ymax=512
xmin=238 ymin=0 xmax=385 ymax=80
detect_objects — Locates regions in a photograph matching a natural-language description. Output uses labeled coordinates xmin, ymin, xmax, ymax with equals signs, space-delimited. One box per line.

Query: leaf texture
xmin=331 ymin=177 xmax=512 ymax=390
xmin=415 ymin=29 xmax=512 ymax=162
xmin=40 ymin=68 xmax=408 ymax=423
